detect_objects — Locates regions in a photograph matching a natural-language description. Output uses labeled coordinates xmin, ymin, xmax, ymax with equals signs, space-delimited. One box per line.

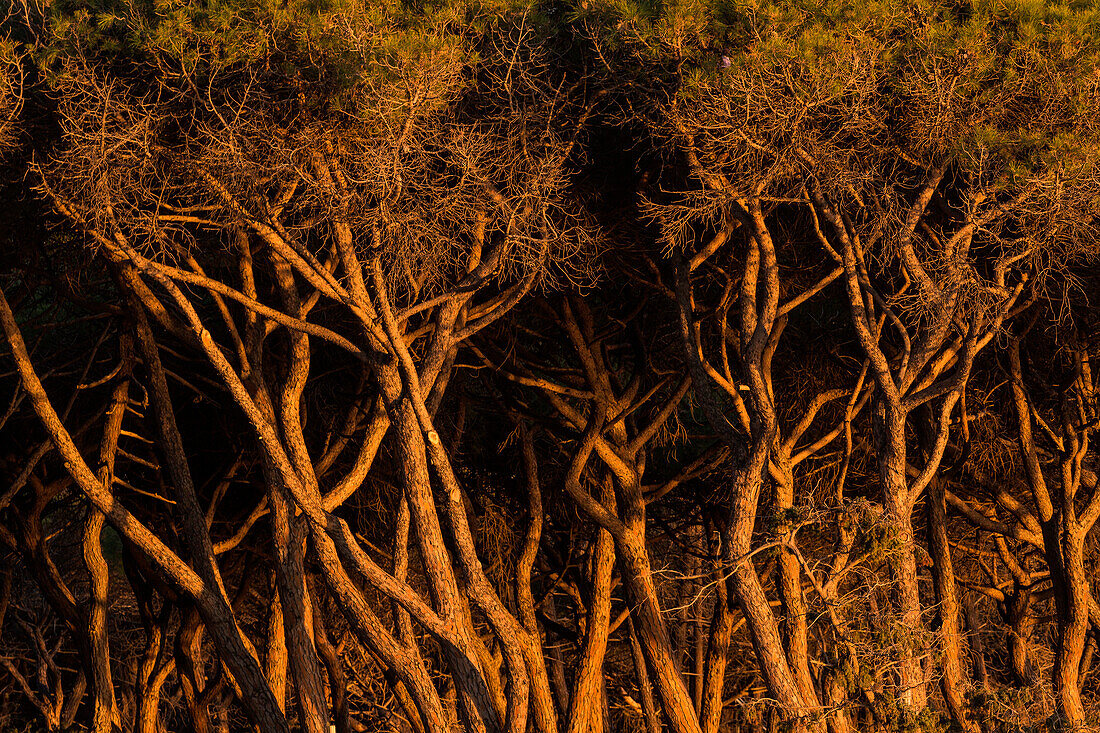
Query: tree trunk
xmin=882 ymin=498 xmax=928 ymax=714
xmin=134 ymin=608 xmax=173 ymax=733
xmin=1054 ymin=529 xmax=1089 ymax=727
xmin=878 ymin=406 xmax=928 ymax=714
xmin=774 ymin=472 xmax=821 ymax=720
xmin=84 ymin=365 xmax=130 ymax=733
xmin=961 ymin=595 xmax=989 ymax=695
xmin=927 ymin=480 xmax=978 ymax=732
xmin=727 ymin=468 xmax=821 ymax=732
xmin=176 ymin=609 xmax=212 ymax=733
xmin=131 ymin=307 xmax=291 ymax=733
xmin=621 ymin=534 xmax=704 ymax=733
xmin=83 ymin=508 xmax=118 ymax=733
xmin=312 ymin=597 xmax=352 ymax=733
xmin=1005 ymin=585 xmax=1036 ymax=685
xmin=385 ymin=376 xmax=500 ymax=733
xmin=272 ymin=505 xmax=329 ymax=733
xmin=544 ymin=595 xmax=572 ymax=720
xmin=265 ymin=583 xmax=288 ymax=713
xmin=628 ymin=616 xmax=663 ymax=733
xmin=567 ymin=517 xmax=614 ymax=733
xmin=699 ymin=536 xmax=733 ymax=733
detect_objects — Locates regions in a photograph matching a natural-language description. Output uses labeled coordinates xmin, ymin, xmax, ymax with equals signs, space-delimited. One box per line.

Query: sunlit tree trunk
xmin=84 ymin=352 xmax=130 ymax=733
xmin=927 ymin=479 xmax=978 ymax=732
xmin=567 ymin=482 xmax=615 ymax=733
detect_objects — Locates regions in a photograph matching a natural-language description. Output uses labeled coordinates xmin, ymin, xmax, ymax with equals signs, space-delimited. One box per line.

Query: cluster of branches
xmin=1 ymin=1 xmax=1099 ymax=732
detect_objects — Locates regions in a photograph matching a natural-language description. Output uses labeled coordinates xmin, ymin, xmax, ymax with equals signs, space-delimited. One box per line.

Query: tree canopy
xmin=1 ymin=1 xmax=1099 ymax=732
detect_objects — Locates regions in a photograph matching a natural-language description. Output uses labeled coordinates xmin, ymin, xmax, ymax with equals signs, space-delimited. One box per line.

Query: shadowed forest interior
xmin=1 ymin=1 xmax=1100 ymax=731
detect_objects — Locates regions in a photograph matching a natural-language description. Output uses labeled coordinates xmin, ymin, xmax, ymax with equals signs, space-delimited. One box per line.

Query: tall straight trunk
xmin=674 ymin=538 xmax=698 ymax=676
xmin=774 ymin=472 xmax=820 ymax=718
xmin=271 ymin=501 xmax=328 ymax=733
xmin=692 ymin=561 xmax=707 ymax=714
xmin=1054 ymin=528 xmax=1089 ymax=726
xmin=882 ymin=496 xmax=927 ymax=712
xmin=567 ymin=514 xmax=615 ymax=733
xmin=878 ymin=408 xmax=928 ymax=713
xmin=85 ymin=364 xmax=130 ymax=733
xmin=1005 ymin=585 xmax=1036 ymax=685
xmin=926 ymin=480 xmax=978 ymax=732
xmin=83 ymin=509 xmax=116 ymax=733
xmin=514 ymin=428 xmax=561 ymax=733
xmin=776 ymin=543 xmax=818 ymax=714
xmin=699 ymin=533 xmax=733 ymax=733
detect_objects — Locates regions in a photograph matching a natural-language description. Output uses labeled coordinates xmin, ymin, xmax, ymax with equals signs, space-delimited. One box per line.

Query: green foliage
xmin=34 ymin=0 xmax=541 ymax=117
xmin=584 ymin=0 xmax=1100 ymax=191
xmin=2 ymin=0 xmax=1100 ymax=731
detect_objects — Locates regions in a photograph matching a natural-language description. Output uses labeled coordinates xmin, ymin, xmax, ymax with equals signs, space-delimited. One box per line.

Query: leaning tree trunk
xmin=620 ymin=531 xmax=704 ymax=733
xmin=927 ymin=480 xmax=979 ymax=732
xmin=727 ymin=466 xmax=822 ymax=732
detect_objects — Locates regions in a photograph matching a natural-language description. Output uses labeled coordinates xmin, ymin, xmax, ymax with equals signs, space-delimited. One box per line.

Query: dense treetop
xmin=1 ymin=2 xmax=1099 ymax=733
